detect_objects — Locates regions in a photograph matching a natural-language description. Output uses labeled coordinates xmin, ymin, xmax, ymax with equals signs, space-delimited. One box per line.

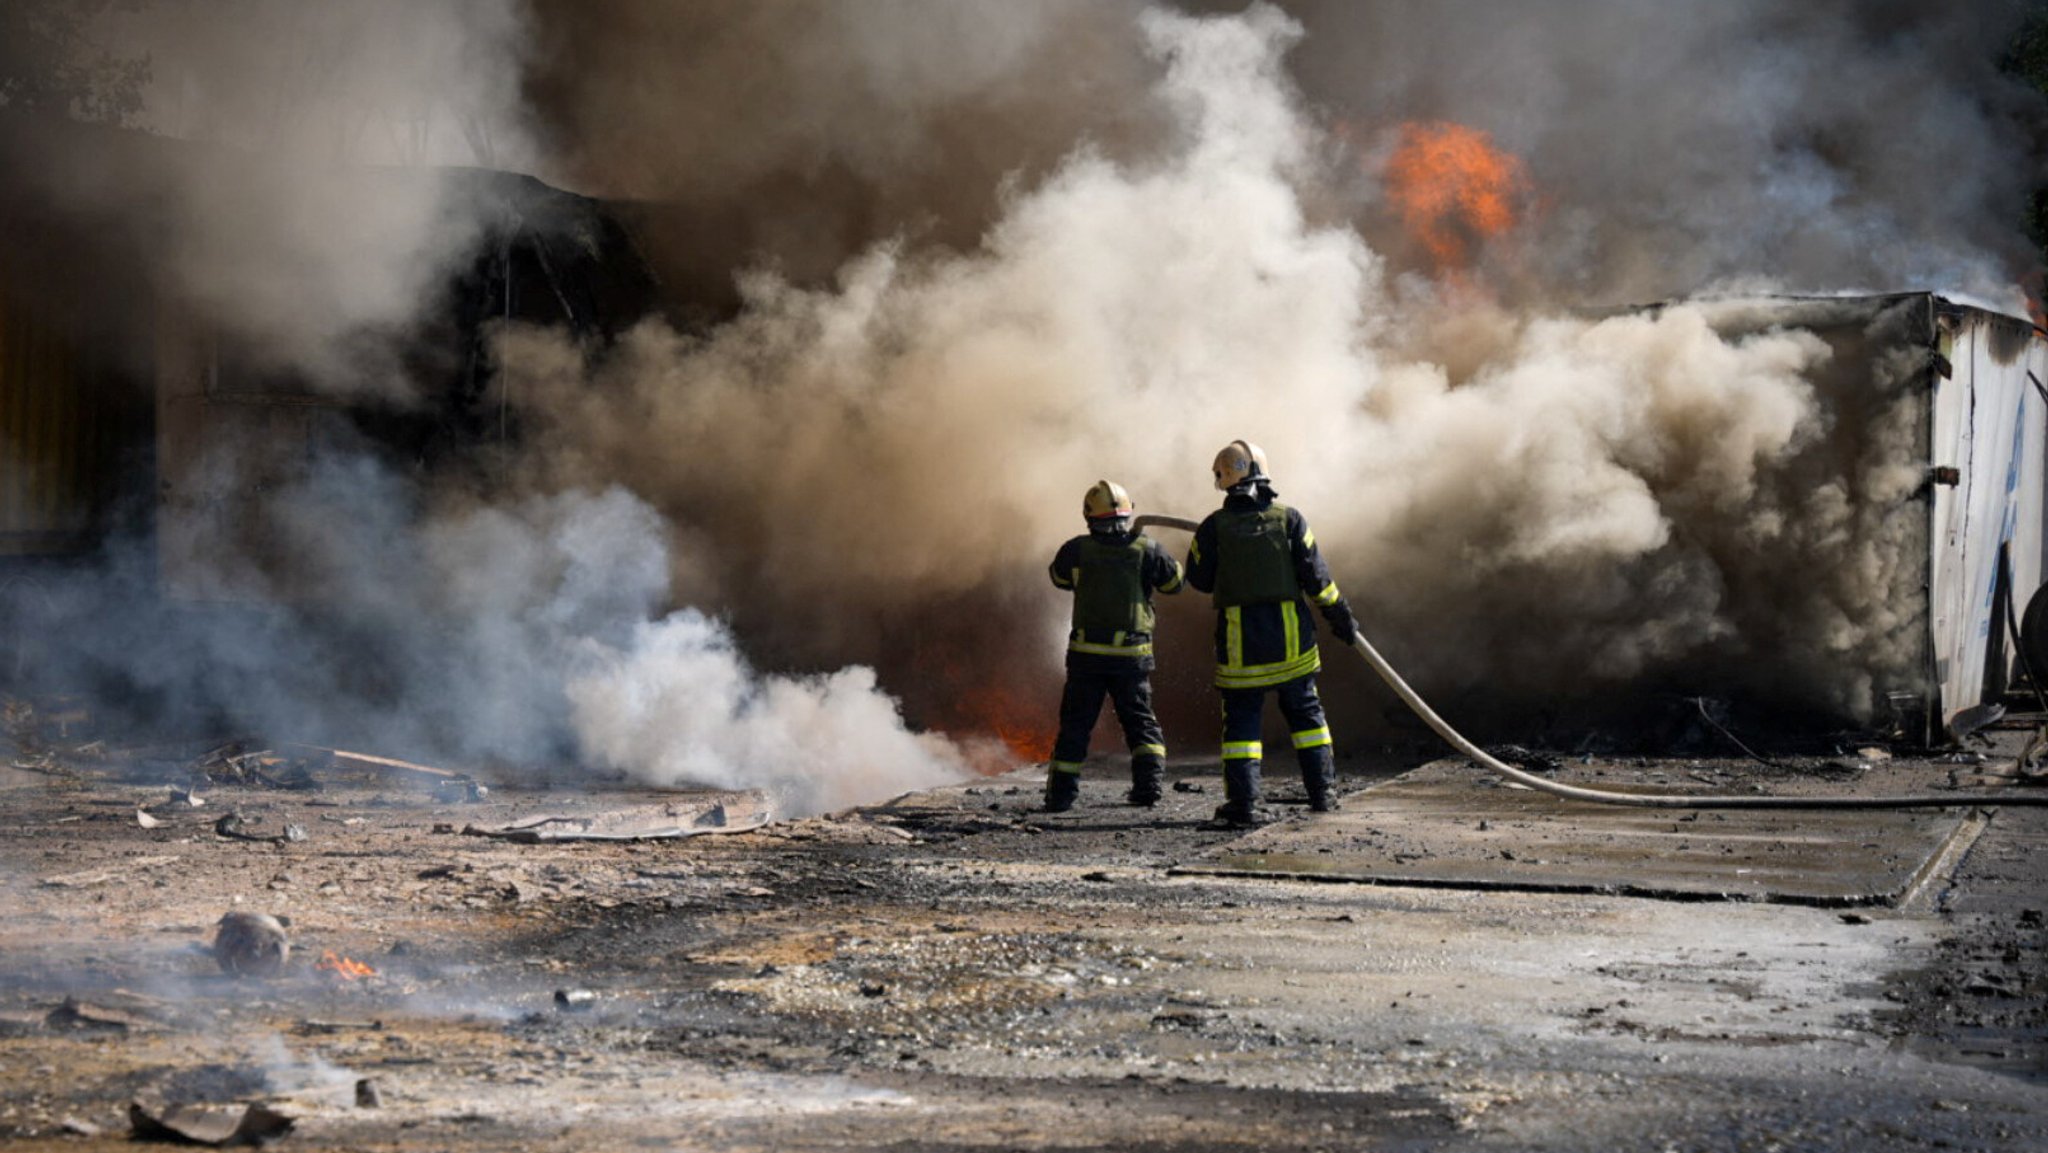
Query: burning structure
xmin=5 ymin=1 xmax=2048 ymax=810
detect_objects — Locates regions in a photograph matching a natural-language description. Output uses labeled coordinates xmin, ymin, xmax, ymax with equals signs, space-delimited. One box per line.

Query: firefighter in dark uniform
xmin=1185 ymin=440 xmax=1359 ymax=827
xmin=1043 ymin=480 xmax=1186 ymax=812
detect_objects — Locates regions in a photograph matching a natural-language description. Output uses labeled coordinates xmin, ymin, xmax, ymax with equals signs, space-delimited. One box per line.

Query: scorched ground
xmin=0 ymin=740 xmax=2044 ymax=1152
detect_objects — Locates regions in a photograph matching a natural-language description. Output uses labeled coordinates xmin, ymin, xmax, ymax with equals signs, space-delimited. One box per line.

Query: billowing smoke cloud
xmin=494 ymin=3 xmax=1959 ymax=735
xmin=567 ymin=615 xmax=967 ymax=812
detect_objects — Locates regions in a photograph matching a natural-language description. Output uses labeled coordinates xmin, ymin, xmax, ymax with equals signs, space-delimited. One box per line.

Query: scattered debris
xmin=354 ymin=1079 xmax=382 ymax=1109
xmin=36 ymin=856 xmax=180 ymax=892
xmin=1949 ymin=702 xmax=2007 ymax=745
xmin=466 ymin=794 xmax=771 ymax=842
xmin=214 ymin=912 xmax=291 ymax=977
xmin=47 ymin=996 xmax=149 ymax=1034
xmin=194 ymin=743 xmax=323 ymax=791
xmin=39 ymin=867 xmax=126 ymax=889
xmin=137 ymin=808 xmax=163 ymax=829
xmin=129 ymin=1100 xmax=295 ymax=1147
xmin=1172 ymin=780 xmax=1205 ymax=793
xmin=214 ymin=812 xmax=308 ymax=846
xmin=554 ymin=988 xmax=597 ymax=1011
xmin=2017 ymin=725 xmax=2048 ymax=780
xmin=434 ymin=777 xmax=489 ymax=803
xmin=312 ymin=747 xmax=485 ymax=798
xmin=297 ymin=1020 xmax=383 ymax=1034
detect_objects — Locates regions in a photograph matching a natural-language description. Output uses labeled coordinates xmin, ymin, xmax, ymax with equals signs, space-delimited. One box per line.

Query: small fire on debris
xmin=316 ymin=951 xmax=375 ymax=980
xmin=1384 ymin=120 xmax=1530 ymax=275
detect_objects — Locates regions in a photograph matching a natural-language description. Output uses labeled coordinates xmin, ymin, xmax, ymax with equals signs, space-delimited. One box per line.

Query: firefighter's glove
xmin=1325 ymin=602 xmax=1361 ymax=645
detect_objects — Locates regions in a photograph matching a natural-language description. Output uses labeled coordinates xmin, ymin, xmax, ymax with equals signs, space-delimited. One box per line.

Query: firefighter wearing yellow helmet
xmin=1186 ymin=441 xmax=1359 ymax=827
xmin=1042 ymin=480 xmax=1185 ymax=812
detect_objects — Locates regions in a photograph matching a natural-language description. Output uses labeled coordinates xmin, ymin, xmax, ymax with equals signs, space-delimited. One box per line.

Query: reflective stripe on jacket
xmin=1186 ymin=489 xmax=1345 ymax=689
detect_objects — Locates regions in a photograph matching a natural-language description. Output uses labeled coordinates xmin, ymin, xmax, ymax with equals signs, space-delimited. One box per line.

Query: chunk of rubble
xmin=465 ymin=794 xmax=771 ymax=842
xmin=128 ymin=1100 xmax=295 ymax=1146
xmin=213 ymin=812 xmax=307 ymax=845
xmin=46 ymin=996 xmax=151 ymax=1034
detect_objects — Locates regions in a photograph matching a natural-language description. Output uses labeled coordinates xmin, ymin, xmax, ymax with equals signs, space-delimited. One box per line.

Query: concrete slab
xmin=1175 ymin=759 xmax=1991 ymax=906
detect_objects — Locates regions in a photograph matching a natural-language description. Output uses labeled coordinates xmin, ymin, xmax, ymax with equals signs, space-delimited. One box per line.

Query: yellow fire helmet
xmin=1083 ymin=479 xmax=1135 ymax=523
xmin=1212 ymin=439 xmax=1269 ymax=490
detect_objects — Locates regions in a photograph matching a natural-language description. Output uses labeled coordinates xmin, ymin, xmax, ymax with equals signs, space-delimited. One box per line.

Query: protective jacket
xmin=1049 ymin=530 xmax=1184 ymax=670
xmin=1185 ymin=484 xmax=1353 ymax=690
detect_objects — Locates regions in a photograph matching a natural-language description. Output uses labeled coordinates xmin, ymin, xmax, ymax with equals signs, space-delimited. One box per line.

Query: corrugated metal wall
xmin=1927 ymin=305 xmax=2048 ymax=723
xmin=0 ymin=286 xmax=112 ymax=555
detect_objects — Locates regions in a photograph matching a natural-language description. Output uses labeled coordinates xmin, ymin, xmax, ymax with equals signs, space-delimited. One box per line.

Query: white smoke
xmin=566 ymin=614 xmax=966 ymax=814
xmin=340 ymin=481 xmax=967 ymax=813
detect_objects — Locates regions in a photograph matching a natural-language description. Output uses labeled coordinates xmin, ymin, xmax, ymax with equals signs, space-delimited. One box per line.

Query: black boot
xmin=1043 ymin=768 xmax=1081 ymax=813
xmin=1127 ymin=754 xmax=1164 ymax=807
xmin=1209 ymin=759 xmax=1261 ymax=828
xmin=1300 ymin=745 xmax=1339 ymax=812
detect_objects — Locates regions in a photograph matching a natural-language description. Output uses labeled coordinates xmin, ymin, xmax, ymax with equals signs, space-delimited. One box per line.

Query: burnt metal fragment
xmin=213 ymin=912 xmax=290 ymax=977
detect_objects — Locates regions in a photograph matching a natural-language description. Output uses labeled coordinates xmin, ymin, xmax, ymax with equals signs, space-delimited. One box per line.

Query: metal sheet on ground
xmin=1175 ymin=759 xmax=1987 ymax=906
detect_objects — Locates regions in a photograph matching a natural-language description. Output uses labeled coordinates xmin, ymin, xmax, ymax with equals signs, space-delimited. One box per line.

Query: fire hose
xmin=1133 ymin=513 xmax=2048 ymax=810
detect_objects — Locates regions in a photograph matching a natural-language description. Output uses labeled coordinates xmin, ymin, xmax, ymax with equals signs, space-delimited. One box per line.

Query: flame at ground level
xmin=317 ymin=951 xmax=375 ymax=980
xmin=943 ymin=681 xmax=1052 ymax=766
xmin=907 ymin=643 xmax=1054 ymax=769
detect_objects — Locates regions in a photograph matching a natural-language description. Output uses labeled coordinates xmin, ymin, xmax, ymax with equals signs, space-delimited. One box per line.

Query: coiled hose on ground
xmin=1133 ymin=513 xmax=2048 ymax=810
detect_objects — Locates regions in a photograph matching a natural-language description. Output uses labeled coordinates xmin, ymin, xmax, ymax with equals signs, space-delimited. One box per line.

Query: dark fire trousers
xmin=1051 ymin=664 xmax=1166 ymax=791
xmin=1218 ymin=671 xmax=1334 ymax=817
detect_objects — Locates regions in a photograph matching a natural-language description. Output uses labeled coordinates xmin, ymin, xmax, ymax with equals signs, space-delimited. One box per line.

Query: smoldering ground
xmin=6 ymin=2 xmax=2047 ymax=806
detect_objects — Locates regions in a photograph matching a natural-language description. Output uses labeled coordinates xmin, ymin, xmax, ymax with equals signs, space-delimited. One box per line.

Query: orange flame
xmin=1384 ymin=121 xmax=1529 ymax=274
xmin=950 ymin=682 xmax=1052 ymax=764
xmin=908 ymin=643 xmax=1052 ymax=768
xmin=316 ymin=950 xmax=375 ymax=980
